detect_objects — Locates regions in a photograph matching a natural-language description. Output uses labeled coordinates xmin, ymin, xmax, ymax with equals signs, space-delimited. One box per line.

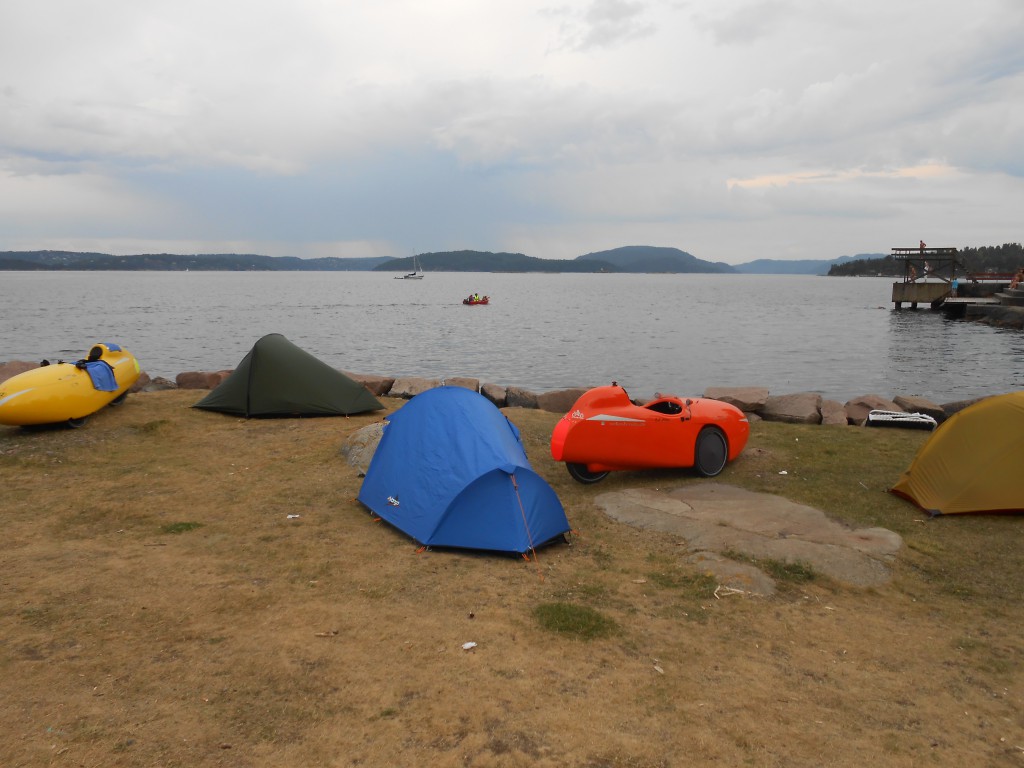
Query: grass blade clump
xmin=647 ymin=569 xmax=718 ymax=598
xmin=722 ymin=548 xmax=817 ymax=584
xmin=534 ymin=602 xmax=617 ymax=640
xmin=160 ymin=521 xmax=203 ymax=535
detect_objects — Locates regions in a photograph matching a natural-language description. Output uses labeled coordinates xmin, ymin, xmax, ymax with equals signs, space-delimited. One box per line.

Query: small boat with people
xmin=0 ymin=342 xmax=141 ymax=427
xmin=463 ymin=294 xmax=489 ymax=305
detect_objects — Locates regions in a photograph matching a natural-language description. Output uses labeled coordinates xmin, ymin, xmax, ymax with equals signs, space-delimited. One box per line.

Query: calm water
xmin=2 ymin=271 xmax=1022 ymax=404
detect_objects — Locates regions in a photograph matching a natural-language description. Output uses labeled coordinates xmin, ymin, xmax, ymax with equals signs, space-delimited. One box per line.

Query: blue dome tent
xmin=357 ymin=387 xmax=570 ymax=554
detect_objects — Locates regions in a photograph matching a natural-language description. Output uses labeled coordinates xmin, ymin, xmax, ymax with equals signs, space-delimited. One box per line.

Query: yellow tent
xmin=891 ymin=391 xmax=1024 ymax=515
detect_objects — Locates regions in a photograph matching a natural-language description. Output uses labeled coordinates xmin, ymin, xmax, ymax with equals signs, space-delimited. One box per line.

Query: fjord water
xmin=2 ymin=271 xmax=1022 ymax=403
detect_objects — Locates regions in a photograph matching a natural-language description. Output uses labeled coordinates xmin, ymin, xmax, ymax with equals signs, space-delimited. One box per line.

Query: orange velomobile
xmin=550 ymin=383 xmax=750 ymax=483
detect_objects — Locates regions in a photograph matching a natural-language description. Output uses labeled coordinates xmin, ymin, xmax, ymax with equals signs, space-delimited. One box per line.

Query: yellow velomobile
xmin=0 ymin=343 xmax=141 ymax=428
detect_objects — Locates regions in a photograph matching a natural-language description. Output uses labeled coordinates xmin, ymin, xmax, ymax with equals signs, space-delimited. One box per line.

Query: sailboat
xmin=395 ymin=254 xmax=424 ymax=279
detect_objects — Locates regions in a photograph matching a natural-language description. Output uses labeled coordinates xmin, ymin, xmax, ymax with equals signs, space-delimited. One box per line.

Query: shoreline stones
xmin=760 ymin=392 xmax=823 ymax=424
xmin=0 ymin=360 xmax=994 ymax=426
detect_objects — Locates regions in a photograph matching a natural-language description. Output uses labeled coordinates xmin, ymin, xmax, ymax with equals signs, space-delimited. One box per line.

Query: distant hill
xmin=733 ymin=255 xmax=883 ymax=275
xmin=376 ymin=250 xmax=612 ymax=273
xmin=0 ymin=250 xmax=393 ymax=271
xmin=0 ymin=256 xmax=49 ymax=270
xmin=2 ymin=250 xmax=116 ymax=269
xmin=3 ymin=249 xmax=610 ymax=273
xmin=0 ymin=247 xmax=906 ymax=275
xmin=575 ymin=246 xmax=735 ymax=273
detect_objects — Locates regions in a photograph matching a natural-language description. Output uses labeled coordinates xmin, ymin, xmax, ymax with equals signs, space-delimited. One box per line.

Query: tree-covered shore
xmin=0 ymin=246 xmax=733 ymax=273
xmin=827 ymin=242 xmax=1023 ymax=276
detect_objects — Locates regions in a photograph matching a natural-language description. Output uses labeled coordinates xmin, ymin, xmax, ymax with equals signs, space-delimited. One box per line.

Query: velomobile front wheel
xmin=694 ymin=427 xmax=728 ymax=477
xmin=566 ymin=463 xmax=609 ymax=484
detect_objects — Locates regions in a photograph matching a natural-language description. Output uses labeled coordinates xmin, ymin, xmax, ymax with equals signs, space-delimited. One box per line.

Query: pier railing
xmin=964 ymin=272 xmax=1015 ymax=283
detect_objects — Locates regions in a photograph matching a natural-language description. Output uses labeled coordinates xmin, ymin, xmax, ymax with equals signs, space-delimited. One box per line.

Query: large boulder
xmin=703 ymin=386 xmax=769 ymax=414
xmin=505 ymin=386 xmax=538 ymax=409
xmin=761 ymin=393 xmax=823 ymax=424
xmin=536 ymin=388 xmax=589 ymax=414
xmin=340 ymin=422 xmax=385 ymax=475
xmin=844 ymin=394 xmax=902 ymax=427
xmin=940 ymin=396 xmax=990 ymax=418
xmin=345 ymin=372 xmax=395 ymax=397
xmin=480 ymin=383 xmax=507 ymax=408
xmin=388 ymin=376 xmax=441 ymax=399
xmin=176 ymin=370 xmax=232 ymax=389
xmin=443 ymin=376 xmax=480 ymax=392
xmin=130 ymin=372 xmax=152 ymax=392
xmin=893 ymin=394 xmax=945 ymax=422
xmin=141 ymin=376 xmax=177 ymax=391
xmin=819 ymin=399 xmax=849 ymax=426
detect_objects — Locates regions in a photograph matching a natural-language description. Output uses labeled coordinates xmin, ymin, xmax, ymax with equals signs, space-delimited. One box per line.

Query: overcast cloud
xmin=1 ymin=0 xmax=1022 ymax=263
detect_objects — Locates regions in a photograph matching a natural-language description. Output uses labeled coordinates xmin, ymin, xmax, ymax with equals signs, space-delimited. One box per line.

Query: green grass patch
xmin=588 ymin=545 xmax=614 ymax=568
xmin=573 ymin=582 xmax=609 ymax=600
xmin=762 ymin=559 xmax=817 ymax=583
xmin=19 ymin=606 xmax=62 ymax=629
xmin=647 ymin=569 xmax=718 ymax=598
xmin=134 ymin=419 xmax=171 ymax=433
xmin=534 ymin=602 xmax=617 ymax=640
xmin=722 ymin=549 xmax=817 ymax=583
xmin=160 ymin=521 xmax=203 ymax=535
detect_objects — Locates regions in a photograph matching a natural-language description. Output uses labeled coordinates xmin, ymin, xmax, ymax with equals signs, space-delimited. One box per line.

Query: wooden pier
xmin=890 ymin=245 xmax=1022 ymax=319
xmin=891 ymin=246 xmax=960 ymax=309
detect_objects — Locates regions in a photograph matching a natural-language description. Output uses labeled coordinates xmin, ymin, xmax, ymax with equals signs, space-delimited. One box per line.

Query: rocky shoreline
xmin=0 ymin=360 xmax=991 ymax=427
xmin=965 ymin=303 xmax=1024 ymax=329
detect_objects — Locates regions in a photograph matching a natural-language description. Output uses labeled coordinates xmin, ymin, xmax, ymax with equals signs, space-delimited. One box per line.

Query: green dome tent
xmin=890 ymin=391 xmax=1024 ymax=515
xmin=194 ymin=334 xmax=382 ymax=418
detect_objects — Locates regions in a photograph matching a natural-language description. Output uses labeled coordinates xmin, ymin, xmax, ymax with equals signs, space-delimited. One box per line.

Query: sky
xmin=1 ymin=1 xmax=1022 ymax=265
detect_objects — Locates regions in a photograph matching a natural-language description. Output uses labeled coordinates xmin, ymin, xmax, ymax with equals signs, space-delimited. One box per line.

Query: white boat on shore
xmin=866 ymin=410 xmax=937 ymax=430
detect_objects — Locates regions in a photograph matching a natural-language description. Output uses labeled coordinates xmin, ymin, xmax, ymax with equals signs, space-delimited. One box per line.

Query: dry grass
xmin=1 ymin=390 xmax=1021 ymax=767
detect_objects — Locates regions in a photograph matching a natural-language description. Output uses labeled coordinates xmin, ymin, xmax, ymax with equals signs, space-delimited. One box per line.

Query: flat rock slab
xmin=595 ymin=483 xmax=902 ymax=589
xmin=685 ymin=551 xmax=778 ymax=597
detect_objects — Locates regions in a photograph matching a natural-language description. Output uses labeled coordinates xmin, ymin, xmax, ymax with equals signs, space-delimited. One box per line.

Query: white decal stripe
xmin=585 ymin=414 xmax=644 ymax=423
xmin=0 ymin=389 xmax=30 ymax=407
